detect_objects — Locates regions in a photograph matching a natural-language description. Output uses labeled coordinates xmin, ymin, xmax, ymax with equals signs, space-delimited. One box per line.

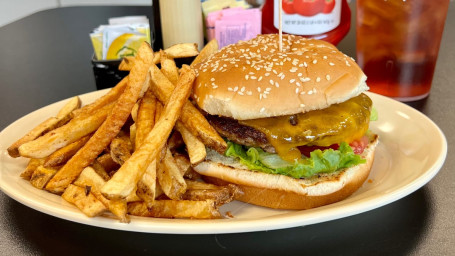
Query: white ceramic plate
xmin=0 ymin=91 xmax=447 ymax=234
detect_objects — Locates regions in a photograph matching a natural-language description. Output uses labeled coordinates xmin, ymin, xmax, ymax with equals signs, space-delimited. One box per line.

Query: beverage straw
xmin=279 ymin=0 xmax=283 ymax=52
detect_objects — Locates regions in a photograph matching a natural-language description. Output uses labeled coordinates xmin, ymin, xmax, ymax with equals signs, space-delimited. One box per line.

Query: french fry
xmin=119 ymin=56 xmax=135 ymax=71
xmin=175 ymin=122 xmax=206 ymax=165
xmin=118 ymin=52 xmax=160 ymax=72
xmin=45 ymin=42 xmax=155 ymax=194
xmin=101 ymin=65 xmax=195 ymax=200
xmin=129 ymin=123 xmax=137 ymax=150
xmin=72 ymin=76 xmax=128 ymax=117
xmin=7 ymin=96 xmax=81 ymax=158
xmin=131 ymin=102 xmax=139 ymax=122
xmin=30 ymin=166 xmax=58 ymax=189
xmin=191 ymin=39 xmax=219 ymax=67
xmin=183 ymin=180 xmax=240 ymax=206
xmin=108 ymin=199 xmax=130 ymax=223
xmin=96 ymin=153 xmax=120 ymax=174
xmin=136 ymin=162 xmax=156 ymax=208
xmin=62 ymin=184 xmax=107 ymax=217
xmin=127 ymin=199 xmax=221 ymax=219
xmin=135 ymin=88 xmax=158 ymax=208
xmin=153 ymin=51 xmax=161 ymax=64
xmin=160 ymin=50 xmax=179 ymax=85
xmin=157 ymin=147 xmax=187 ymax=200
xmin=43 ymin=135 xmax=91 ymax=168
xmin=149 ymin=64 xmax=227 ymax=154
xmin=91 ymin=160 xmax=111 ymax=181
xmin=135 ymin=89 xmax=157 ymax=148
xmin=18 ymin=102 xmax=114 ymax=159
xmin=173 ymin=153 xmax=201 ymax=180
xmin=20 ymin=158 xmax=45 ymax=180
xmin=74 ymin=167 xmax=129 ymax=222
xmin=110 ymin=133 xmax=132 ymax=165
xmin=164 ymin=43 xmax=199 ymax=58
xmin=57 ymin=96 xmax=81 ymax=119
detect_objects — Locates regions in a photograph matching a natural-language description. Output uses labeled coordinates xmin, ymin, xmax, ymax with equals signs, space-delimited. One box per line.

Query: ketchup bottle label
xmin=274 ymin=0 xmax=342 ymax=35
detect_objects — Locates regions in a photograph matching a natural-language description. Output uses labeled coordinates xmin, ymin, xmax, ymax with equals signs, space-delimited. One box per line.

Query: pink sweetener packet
xmin=215 ymin=8 xmax=261 ymax=48
xmin=206 ymin=7 xmax=245 ymax=41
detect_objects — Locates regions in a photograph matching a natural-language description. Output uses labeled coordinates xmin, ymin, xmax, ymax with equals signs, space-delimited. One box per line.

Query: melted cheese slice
xmin=239 ymin=93 xmax=372 ymax=161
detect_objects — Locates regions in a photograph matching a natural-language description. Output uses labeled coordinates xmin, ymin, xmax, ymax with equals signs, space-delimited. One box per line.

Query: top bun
xmin=193 ymin=34 xmax=368 ymax=120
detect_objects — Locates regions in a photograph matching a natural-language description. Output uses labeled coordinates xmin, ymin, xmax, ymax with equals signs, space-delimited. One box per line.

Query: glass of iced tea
xmin=356 ymin=0 xmax=450 ymax=101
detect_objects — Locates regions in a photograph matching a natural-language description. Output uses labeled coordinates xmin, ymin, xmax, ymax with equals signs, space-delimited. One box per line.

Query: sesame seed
xmin=308 ymin=90 xmax=313 ymax=95
xmin=233 ymin=86 xmax=238 ymax=92
xmin=273 ymin=70 xmax=278 ymax=74
xmin=228 ymin=87 xmax=233 ymax=91
xmin=329 ymin=62 xmax=335 ymax=66
xmin=258 ymin=76 xmax=263 ymax=81
xmin=266 ymin=87 xmax=272 ymax=91
xmin=260 ymin=107 xmax=265 ymax=113
xmin=295 ymin=88 xmax=299 ymax=94
xmin=257 ymin=87 xmax=261 ymax=92
xmin=304 ymin=62 xmax=308 ymax=67
xmin=238 ymin=91 xmax=244 ymax=95
xmin=298 ymin=73 xmax=302 ymax=77
xmin=245 ymin=75 xmax=249 ymax=80
xmin=251 ymin=76 xmax=257 ymax=80
xmin=269 ymin=80 xmax=274 ymax=85
xmin=313 ymin=59 xmax=318 ymax=64
xmin=316 ymin=77 xmax=321 ymax=82
xmin=296 ymin=82 xmax=301 ymax=87
xmin=246 ymin=91 xmax=253 ymax=95
xmin=300 ymin=104 xmax=305 ymax=107
xmin=275 ymin=82 xmax=279 ymax=88
xmin=346 ymin=60 xmax=351 ymax=66
xmin=290 ymin=79 xmax=296 ymax=83
xmin=326 ymin=75 xmax=331 ymax=81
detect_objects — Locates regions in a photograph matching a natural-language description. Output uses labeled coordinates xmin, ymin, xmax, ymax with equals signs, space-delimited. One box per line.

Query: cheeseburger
xmin=192 ymin=34 xmax=378 ymax=210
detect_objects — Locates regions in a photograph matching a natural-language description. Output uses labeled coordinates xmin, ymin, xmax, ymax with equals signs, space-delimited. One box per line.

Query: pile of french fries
xmin=7 ymin=40 xmax=241 ymax=222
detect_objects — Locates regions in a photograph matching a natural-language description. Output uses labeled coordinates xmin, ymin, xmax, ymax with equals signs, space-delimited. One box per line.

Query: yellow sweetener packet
xmin=90 ymin=23 xmax=150 ymax=60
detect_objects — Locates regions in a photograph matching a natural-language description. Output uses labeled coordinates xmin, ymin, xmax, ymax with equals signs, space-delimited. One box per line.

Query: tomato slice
xmin=298 ymin=136 xmax=369 ymax=157
xmin=349 ymin=136 xmax=369 ymax=155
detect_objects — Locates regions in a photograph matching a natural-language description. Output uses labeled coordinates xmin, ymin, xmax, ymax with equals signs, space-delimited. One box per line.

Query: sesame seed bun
xmin=193 ymin=34 xmax=368 ymax=120
xmin=194 ymin=135 xmax=378 ymax=210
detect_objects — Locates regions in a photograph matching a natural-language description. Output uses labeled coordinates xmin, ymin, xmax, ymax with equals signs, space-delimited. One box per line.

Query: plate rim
xmin=0 ymin=91 xmax=448 ymax=234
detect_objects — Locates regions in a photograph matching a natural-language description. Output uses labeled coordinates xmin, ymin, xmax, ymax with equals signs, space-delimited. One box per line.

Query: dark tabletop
xmin=0 ymin=4 xmax=454 ymax=256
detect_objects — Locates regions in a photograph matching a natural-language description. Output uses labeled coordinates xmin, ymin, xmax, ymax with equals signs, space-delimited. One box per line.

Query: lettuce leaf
xmin=225 ymin=141 xmax=366 ymax=179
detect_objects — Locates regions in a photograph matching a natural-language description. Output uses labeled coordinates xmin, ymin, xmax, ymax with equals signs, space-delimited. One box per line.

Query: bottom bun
xmin=194 ymin=135 xmax=378 ymax=210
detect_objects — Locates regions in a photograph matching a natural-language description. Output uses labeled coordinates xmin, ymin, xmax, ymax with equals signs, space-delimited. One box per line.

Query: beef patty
xmin=206 ymin=115 xmax=276 ymax=153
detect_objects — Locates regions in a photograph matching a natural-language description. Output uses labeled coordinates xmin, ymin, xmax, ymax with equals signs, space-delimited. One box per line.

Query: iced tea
xmin=356 ymin=0 xmax=449 ymax=101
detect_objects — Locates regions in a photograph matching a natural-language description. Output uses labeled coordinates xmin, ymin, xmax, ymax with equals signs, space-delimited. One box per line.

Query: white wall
xmin=0 ymin=0 xmax=152 ymax=27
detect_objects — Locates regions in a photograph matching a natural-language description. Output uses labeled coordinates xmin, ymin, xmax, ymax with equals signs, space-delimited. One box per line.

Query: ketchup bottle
xmin=262 ymin=0 xmax=351 ymax=45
